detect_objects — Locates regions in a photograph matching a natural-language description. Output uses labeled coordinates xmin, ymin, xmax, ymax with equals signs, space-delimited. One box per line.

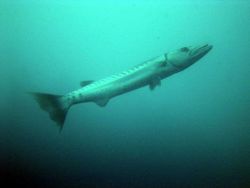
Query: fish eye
xmin=180 ymin=47 xmax=189 ymax=52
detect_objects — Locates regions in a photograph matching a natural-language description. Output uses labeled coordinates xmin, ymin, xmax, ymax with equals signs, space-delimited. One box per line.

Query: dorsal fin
xmin=80 ymin=80 xmax=94 ymax=87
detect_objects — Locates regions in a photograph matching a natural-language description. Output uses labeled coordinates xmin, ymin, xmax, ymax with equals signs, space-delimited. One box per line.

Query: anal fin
xmin=95 ymin=98 xmax=109 ymax=107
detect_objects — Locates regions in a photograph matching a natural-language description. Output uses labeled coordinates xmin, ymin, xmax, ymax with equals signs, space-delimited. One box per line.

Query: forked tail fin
xmin=30 ymin=92 xmax=70 ymax=130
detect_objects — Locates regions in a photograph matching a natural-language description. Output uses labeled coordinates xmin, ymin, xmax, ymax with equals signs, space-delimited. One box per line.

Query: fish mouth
xmin=191 ymin=44 xmax=213 ymax=61
xmin=199 ymin=44 xmax=213 ymax=54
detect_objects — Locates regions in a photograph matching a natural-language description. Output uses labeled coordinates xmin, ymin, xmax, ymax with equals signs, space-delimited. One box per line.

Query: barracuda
xmin=31 ymin=44 xmax=213 ymax=130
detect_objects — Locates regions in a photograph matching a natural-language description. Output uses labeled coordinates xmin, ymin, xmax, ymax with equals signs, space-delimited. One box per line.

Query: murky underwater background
xmin=1 ymin=0 xmax=250 ymax=187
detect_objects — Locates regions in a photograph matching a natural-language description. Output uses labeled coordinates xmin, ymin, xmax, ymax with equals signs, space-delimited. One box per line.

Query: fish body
xmin=66 ymin=54 xmax=176 ymax=107
xmin=31 ymin=44 xmax=213 ymax=130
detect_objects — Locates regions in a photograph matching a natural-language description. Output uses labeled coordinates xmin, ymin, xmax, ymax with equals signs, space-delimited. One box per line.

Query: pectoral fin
xmin=149 ymin=77 xmax=161 ymax=90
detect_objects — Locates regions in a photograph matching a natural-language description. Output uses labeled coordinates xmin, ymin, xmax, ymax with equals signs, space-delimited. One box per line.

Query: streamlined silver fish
xmin=31 ymin=44 xmax=212 ymax=130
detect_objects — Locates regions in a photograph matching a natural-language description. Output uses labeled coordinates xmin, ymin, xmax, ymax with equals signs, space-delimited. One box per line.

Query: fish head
xmin=166 ymin=44 xmax=213 ymax=70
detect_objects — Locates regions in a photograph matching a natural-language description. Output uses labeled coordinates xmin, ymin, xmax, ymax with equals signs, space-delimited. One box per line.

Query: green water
xmin=1 ymin=1 xmax=250 ymax=187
